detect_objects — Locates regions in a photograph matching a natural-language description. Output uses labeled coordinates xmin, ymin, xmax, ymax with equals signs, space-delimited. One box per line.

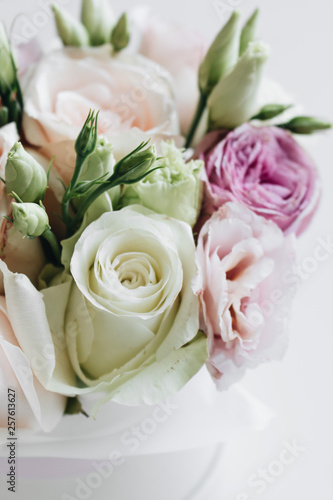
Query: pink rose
xmin=0 ymin=296 xmax=65 ymax=433
xmin=193 ymin=202 xmax=296 ymax=388
xmin=199 ymin=124 xmax=321 ymax=235
xmin=0 ymin=124 xmax=46 ymax=293
xmin=22 ymin=47 xmax=180 ymax=185
xmin=136 ymin=8 xmax=207 ymax=134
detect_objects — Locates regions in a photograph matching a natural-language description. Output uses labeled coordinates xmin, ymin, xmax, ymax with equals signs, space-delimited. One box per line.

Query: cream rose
xmin=64 ymin=205 xmax=205 ymax=407
xmin=22 ymin=46 xmax=180 ymax=185
xmin=0 ymin=296 xmax=66 ymax=435
xmin=0 ymin=207 xmax=206 ymax=410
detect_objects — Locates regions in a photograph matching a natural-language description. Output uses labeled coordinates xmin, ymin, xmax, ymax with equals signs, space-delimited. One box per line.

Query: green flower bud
xmin=252 ymin=103 xmax=292 ymax=121
xmin=208 ymin=41 xmax=270 ymax=130
xmin=121 ymin=141 xmax=203 ymax=227
xmin=81 ymin=0 xmax=115 ymax=46
xmin=239 ymin=8 xmax=259 ymax=56
xmin=278 ymin=116 xmax=332 ymax=134
xmin=111 ymin=13 xmax=130 ymax=52
xmin=75 ymin=109 xmax=99 ymax=159
xmin=52 ymin=4 xmax=89 ymax=47
xmin=113 ymin=141 xmax=157 ymax=184
xmin=74 ymin=137 xmax=120 ymax=208
xmin=12 ymin=202 xmax=50 ymax=238
xmin=79 ymin=137 xmax=114 ymax=183
xmin=0 ymin=24 xmax=16 ymax=94
xmin=5 ymin=142 xmax=48 ymax=202
xmin=0 ymin=106 xmax=9 ymax=127
xmin=198 ymin=10 xmax=241 ymax=97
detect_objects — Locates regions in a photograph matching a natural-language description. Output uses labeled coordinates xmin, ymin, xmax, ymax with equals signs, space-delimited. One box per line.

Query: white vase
xmin=3 ymin=444 xmax=224 ymax=500
xmin=0 ymin=370 xmax=273 ymax=499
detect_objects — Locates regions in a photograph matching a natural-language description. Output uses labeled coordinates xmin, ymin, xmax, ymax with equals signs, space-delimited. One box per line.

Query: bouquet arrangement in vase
xmin=0 ymin=0 xmax=329 ymax=481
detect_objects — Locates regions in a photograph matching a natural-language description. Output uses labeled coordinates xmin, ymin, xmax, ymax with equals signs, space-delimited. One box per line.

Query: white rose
xmin=0 ymin=207 xmax=207 ymax=412
xmin=65 ymin=205 xmax=205 ymax=408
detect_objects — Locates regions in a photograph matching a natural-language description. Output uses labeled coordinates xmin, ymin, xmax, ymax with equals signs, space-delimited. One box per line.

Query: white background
xmin=1 ymin=0 xmax=333 ymax=499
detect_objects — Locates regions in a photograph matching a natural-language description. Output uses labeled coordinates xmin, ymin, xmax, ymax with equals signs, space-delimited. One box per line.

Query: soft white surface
xmin=1 ymin=0 xmax=333 ymax=499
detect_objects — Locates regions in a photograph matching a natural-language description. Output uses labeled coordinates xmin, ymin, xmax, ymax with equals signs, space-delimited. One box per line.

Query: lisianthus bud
xmin=113 ymin=142 xmax=157 ymax=184
xmin=121 ymin=141 xmax=203 ymax=227
xmin=0 ymin=107 xmax=9 ymax=127
xmin=239 ymin=8 xmax=259 ymax=56
xmin=75 ymin=137 xmax=120 ymax=207
xmin=52 ymin=4 xmax=89 ymax=47
xmin=79 ymin=137 xmax=115 ymax=182
xmin=0 ymin=25 xmax=16 ymax=94
xmin=252 ymin=103 xmax=292 ymax=121
xmin=75 ymin=110 xmax=99 ymax=158
xmin=279 ymin=116 xmax=332 ymax=134
xmin=208 ymin=41 xmax=270 ymax=130
xmin=81 ymin=0 xmax=115 ymax=46
xmin=111 ymin=13 xmax=130 ymax=52
xmin=5 ymin=142 xmax=48 ymax=202
xmin=12 ymin=202 xmax=50 ymax=238
xmin=198 ymin=10 xmax=241 ymax=96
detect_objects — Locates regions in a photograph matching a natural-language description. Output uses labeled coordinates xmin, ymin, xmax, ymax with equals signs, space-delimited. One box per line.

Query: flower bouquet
xmin=0 ymin=1 xmax=330 ymax=499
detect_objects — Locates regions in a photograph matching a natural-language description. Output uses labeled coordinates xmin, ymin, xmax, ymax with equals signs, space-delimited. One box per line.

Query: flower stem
xmin=42 ymin=228 xmax=62 ymax=265
xmin=61 ymin=154 xmax=85 ymax=227
xmin=68 ymin=178 xmax=121 ymax=236
xmin=69 ymin=154 xmax=85 ymax=191
xmin=185 ymin=93 xmax=207 ymax=149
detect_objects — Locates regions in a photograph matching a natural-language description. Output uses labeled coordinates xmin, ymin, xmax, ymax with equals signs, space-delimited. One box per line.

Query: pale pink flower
xmin=137 ymin=8 xmax=208 ymax=134
xmin=0 ymin=296 xmax=65 ymax=433
xmin=193 ymin=202 xmax=296 ymax=388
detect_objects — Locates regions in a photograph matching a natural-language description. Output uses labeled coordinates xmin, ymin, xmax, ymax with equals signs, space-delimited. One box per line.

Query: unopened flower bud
xmin=75 ymin=110 xmax=99 ymax=159
xmin=74 ymin=137 xmax=120 ymax=208
xmin=79 ymin=137 xmax=115 ymax=182
xmin=252 ymin=103 xmax=292 ymax=121
xmin=12 ymin=202 xmax=50 ymax=238
xmin=239 ymin=8 xmax=259 ymax=56
xmin=208 ymin=41 xmax=270 ymax=130
xmin=0 ymin=24 xmax=16 ymax=94
xmin=111 ymin=13 xmax=130 ymax=52
xmin=198 ymin=10 xmax=241 ymax=96
xmin=52 ymin=4 xmax=89 ymax=47
xmin=5 ymin=142 xmax=48 ymax=202
xmin=81 ymin=0 xmax=115 ymax=46
xmin=113 ymin=142 xmax=157 ymax=184
xmin=279 ymin=116 xmax=332 ymax=134
xmin=0 ymin=107 xmax=9 ymax=127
